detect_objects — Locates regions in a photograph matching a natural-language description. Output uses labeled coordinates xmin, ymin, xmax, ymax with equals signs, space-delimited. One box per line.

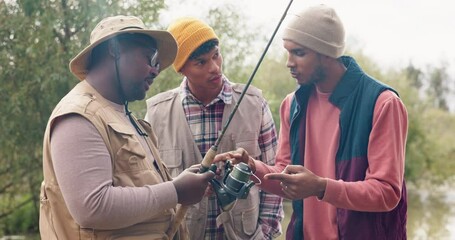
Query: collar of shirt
xmin=179 ymin=75 xmax=233 ymax=107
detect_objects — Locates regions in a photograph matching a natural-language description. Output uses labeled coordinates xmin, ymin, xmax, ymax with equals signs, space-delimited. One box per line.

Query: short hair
xmin=188 ymin=39 xmax=219 ymax=60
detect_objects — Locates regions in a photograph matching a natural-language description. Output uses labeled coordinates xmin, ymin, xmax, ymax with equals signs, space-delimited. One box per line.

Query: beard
xmin=308 ymin=64 xmax=326 ymax=85
xmin=299 ymin=64 xmax=326 ymax=86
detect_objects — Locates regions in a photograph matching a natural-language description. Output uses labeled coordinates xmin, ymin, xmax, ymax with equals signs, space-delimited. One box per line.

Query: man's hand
xmin=204 ymin=166 xmax=223 ymax=197
xmin=213 ymin=148 xmax=256 ymax=173
xmin=265 ymin=165 xmax=327 ymax=200
xmin=172 ymin=165 xmax=215 ymax=205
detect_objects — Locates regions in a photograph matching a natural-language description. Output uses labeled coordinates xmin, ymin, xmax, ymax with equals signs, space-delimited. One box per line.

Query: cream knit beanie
xmin=283 ymin=4 xmax=345 ymax=58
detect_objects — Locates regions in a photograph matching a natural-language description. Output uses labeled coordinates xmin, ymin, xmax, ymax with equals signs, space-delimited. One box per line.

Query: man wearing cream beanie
xmin=282 ymin=4 xmax=345 ymax=59
xmin=145 ymin=17 xmax=284 ymax=240
xmin=213 ymin=4 xmax=408 ymax=240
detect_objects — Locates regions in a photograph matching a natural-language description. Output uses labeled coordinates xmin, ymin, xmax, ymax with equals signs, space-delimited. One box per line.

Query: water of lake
xmin=408 ymin=182 xmax=455 ymax=239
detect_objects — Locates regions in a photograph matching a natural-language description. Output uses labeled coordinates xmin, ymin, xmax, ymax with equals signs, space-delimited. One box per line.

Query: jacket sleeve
xmin=322 ymin=90 xmax=408 ymax=211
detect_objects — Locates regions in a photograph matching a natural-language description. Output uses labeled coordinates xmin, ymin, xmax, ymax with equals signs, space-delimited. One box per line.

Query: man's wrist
xmin=248 ymin=157 xmax=256 ymax=174
xmin=317 ymin=178 xmax=328 ymax=199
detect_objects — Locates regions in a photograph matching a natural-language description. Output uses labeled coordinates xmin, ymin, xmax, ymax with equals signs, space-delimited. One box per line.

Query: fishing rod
xmin=167 ymin=0 xmax=294 ymax=238
xmin=201 ymin=0 xmax=294 ymax=172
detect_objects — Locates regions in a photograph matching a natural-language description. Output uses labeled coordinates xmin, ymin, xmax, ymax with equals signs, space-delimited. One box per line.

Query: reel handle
xmin=200 ymin=146 xmax=217 ymax=173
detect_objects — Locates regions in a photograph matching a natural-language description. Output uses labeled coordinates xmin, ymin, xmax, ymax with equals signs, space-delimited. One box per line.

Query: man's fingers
xmin=213 ymin=148 xmax=249 ymax=165
xmin=185 ymin=167 xmax=199 ymax=173
xmin=264 ymin=173 xmax=287 ymax=181
xmin=213 ymin=152 xmax=236 ymax=163
xmin=189 ymin=163 xmax=201 ymax=169
xmin=234 ymin=147 xmax=247 ymax=155
xmin=213 ymin=153 xmax=227 ymax=163
xmin=201 ymin=170 xmax=215 ymax=180
xmin=283 ymin=165 xmax=305 ymax=174
xmin=228 ymin=152 xmax=243 ymax=160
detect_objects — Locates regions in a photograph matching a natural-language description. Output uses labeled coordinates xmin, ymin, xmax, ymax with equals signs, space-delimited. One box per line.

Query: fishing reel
xmin=208 ymin=161 xmax=256 ymax=211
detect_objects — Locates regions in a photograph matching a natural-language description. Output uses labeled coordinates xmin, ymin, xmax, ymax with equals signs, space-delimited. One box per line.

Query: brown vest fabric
xmin=39 ymin=81 xmax=187 ymax=240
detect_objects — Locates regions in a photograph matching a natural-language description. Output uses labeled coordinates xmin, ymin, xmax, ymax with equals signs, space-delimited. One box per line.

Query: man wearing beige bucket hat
xmin=39 ymin=15 xmax=214 ymax=239
xmin=145 ymin=17 xmax=283 ymax=240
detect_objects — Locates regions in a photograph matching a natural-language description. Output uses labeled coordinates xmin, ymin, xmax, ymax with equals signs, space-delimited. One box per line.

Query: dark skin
xmin=283 ymin=40 xmax=346 ymax=93
xmin=84 ymin=34 xmax=214 ymax=205
xmin=86 ymin=36 xmax=159 ymax=104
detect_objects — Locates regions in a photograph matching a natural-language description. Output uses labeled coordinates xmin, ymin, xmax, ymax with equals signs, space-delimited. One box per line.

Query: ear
xmin=108 ymin=38 xmax=121 ymax=60
xmin=178 ymin=66 xmax=187 ymax=76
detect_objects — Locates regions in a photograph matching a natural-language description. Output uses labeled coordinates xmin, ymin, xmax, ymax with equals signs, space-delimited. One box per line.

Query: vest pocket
xmin=234 ymin=131 xmax=261 ymax=158
xmin=39 ymin=182 xmax=58 ymax=240
xmin=79 ymin=227 xmax=95 ymax=239
xmin=231 ymin=186 xmax=261 ymax=237
xmin=159 ymin=149 xmax=183 ymax=178
xmin=186 ymin=200 xmax=207 ymax=240
xmin=108 ymin=123 xmax=150 ymax=173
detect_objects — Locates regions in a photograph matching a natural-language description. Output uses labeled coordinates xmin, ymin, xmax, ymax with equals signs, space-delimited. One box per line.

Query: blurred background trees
xmin=1 ymin=0 xmax=454 ymax=238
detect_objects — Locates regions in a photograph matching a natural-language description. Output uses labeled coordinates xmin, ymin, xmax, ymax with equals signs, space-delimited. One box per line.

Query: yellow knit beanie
xmin=167 ymin=17 xmax=219 ymax=72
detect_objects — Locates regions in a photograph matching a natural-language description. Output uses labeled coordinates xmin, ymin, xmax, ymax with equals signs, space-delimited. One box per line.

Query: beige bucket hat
xmin=69 ymin=15 xmax=177 ymax=80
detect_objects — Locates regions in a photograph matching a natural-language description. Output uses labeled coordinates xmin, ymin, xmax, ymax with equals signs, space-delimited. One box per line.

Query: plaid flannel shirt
xmin=180 ymin=77 xmax=283 ymax=240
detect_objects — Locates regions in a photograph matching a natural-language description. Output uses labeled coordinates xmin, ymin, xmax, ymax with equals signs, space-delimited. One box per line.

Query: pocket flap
xmin=108 ymin=122 xmax=135 ymax=135
xmin=234 ymin=131 xmax=257 ymax=142
xmin=234 ymin=131 xmax=261 ymax=157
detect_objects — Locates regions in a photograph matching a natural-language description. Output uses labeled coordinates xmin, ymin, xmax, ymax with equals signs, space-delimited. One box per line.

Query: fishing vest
xmin=146 ymin=83 xmax=265 ymax=240
xmin=288 ymin=56 xmax=407 ymax=239
xmin=40 ymin=81 xmax=187 ymax=240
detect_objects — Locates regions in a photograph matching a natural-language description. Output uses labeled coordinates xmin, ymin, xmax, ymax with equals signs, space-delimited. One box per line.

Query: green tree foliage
xmin=254 ymin=52 xmax=296 ymax=130
xmin=206 ymin=4 xmax=259 ymax=83
xmin=418 ymin=108 xmax=455 ymax=182
xmin=400 ymin=61 xmax=455 ymax=183
xmin=405 ymin=62 xmax=424 ymax=89
xmin=426 ymin=63 xmax=451 ymax=111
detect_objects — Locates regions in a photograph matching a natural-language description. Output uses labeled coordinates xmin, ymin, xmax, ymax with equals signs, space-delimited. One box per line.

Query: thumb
xmin=283 ymin=165 xmax=304 ymax=174
xmin=200 ymin=170 xmax=215 ymax=181
xmin=233 ymin=147 xmax=247 ymax=154
xmin=185 ymin=167 xmax=199 ymax=174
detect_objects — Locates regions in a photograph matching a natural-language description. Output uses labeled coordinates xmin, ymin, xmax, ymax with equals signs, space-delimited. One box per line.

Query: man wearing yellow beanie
xmin=145 ymin=17 xmax=283 ymax=240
